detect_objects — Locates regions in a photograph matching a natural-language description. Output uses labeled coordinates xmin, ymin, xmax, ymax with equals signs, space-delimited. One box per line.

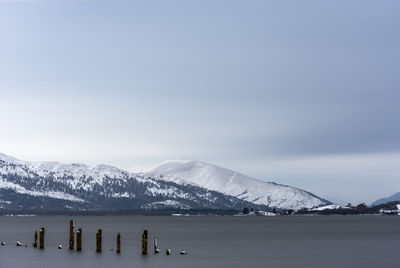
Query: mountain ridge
xmin=0 ymin=153 xmax=259 ymax=213
xmin=371 ymin=192 xmax=400 ymax=206
xmin=146 ymin=159 xmax=330 ymax=209
xmin=0 ymin=153 xmax=329 ymax=212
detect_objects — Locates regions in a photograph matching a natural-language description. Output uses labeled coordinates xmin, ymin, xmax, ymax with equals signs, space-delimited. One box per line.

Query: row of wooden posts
xmin=31 ymin=220 xmax=178 ymax=255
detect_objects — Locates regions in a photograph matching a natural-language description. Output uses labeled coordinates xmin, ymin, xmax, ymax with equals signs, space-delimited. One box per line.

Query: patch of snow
xmin=311 ymin=204 xmax=344 ymax=211
xmin=0 ymin=179 xmax=84 ymax=202
xmin=142 ymin=200 xmax=191 ymax=209
xmin=111 ymin=192 xmax=133 ymax=198
xmin=257 ymin=211 xmax=276 ymax=216
xmin=145 ymin=184 xmax=190 ymax=199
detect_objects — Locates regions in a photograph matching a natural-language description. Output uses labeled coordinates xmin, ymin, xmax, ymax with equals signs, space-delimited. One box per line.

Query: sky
xmin=0 ymin=0 xmax=399 ymax=205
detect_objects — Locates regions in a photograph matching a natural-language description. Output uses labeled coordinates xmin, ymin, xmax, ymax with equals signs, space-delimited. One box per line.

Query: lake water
xmin=0 ymin=215 xmax=399 ymax=267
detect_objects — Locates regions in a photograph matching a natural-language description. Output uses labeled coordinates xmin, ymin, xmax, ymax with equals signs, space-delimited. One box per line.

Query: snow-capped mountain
xmin=0 ymin=153 xmax=259 ymax=213
xmin=147 ymin=160 xmax=330 ymax=210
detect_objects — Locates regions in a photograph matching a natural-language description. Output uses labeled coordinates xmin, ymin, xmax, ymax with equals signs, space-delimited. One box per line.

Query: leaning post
xmin=33 ymin=231 xmax=38 ymax=248
xmin=154 ymin=237 xmax=159 ymax=253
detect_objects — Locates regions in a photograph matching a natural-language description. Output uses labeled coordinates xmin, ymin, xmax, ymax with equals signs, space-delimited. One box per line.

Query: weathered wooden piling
xmin=96 ymin=229 xmax=102 ymax=252
xmin=142 ymin=230 xmax=148 ymax=255
xmin=33 ymin=231 xmax=38 ymax=248
xmin=69 ymin=220 xmax=74 ymax=250
xmin=39 ymin=227 xmax=45 ymax=249
xmin=117 ymin=233 xmax=121 ymax=253
xmin=76 ymin=228 xmax=82 ymax=251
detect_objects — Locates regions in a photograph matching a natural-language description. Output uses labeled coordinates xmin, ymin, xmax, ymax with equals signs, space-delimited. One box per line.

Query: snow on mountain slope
xmin=0 ymin=153 xmax=260 ymax=211
xmin=0 ymin=179 xmax=84 ymax=202
xmin=0 ymin=152 xmax=329 ymax=211
xmin=147 ymin=160 xmax=329 ymax=210
xmin=310 ymin=204 xmax=351 ymax=211
xmin=0 ymin=153 xmax=130 ymax=191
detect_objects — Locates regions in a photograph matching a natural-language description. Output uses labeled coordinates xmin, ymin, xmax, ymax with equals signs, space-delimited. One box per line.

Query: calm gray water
xmin=0 ymin=215 xmax=399 ymax=268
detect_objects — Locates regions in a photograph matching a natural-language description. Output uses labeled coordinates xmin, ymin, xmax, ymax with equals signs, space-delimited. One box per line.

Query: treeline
xmin=295 ymin=201 xmax=400 ymax=215
xmin=0 ymin=208 xmax=240 ymax=216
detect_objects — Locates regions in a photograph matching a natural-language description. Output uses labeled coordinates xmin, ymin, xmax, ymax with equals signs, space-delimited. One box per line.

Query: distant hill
xmin=0 ymin=152 xmax=331 ymax=214
xmin=0 ymin=153 xmax=260 ymax=214
xmin=146 ymin=160 xmax=330 ymax=210
xmin=371 ymin=192 xmax=400 ymax=206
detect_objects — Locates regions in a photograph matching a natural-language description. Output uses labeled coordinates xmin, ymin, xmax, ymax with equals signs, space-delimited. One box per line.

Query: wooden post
xmin=76 ymin=228 xmax=82 ymax=251
xmin=154 ymin=237 xmax=159 ymax=253
xmin=117 ymin=233 xmax=121 ymax=253
xmin=96 ymin=229 xmax=102 ymax=252
xmin=39 ymin=227 xmax=45 ymax=249
xmin=69 ymin=220 xmax=74 ymax=250
xmin=33 ymin=231 xmax=38 ymax=248
xmin=142 ymin=230 xmax=148 ymax=255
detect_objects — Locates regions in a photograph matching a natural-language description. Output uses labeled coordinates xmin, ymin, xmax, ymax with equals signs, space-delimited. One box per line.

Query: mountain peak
xmin=0 ymin=152 xmax=21 ymax=164
xmin=147 ymin=159 xmax=329 ymax=209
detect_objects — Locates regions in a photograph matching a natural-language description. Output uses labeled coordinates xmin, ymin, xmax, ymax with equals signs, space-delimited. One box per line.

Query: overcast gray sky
xmin=1 ymin=0 xmax=399 ymax=205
